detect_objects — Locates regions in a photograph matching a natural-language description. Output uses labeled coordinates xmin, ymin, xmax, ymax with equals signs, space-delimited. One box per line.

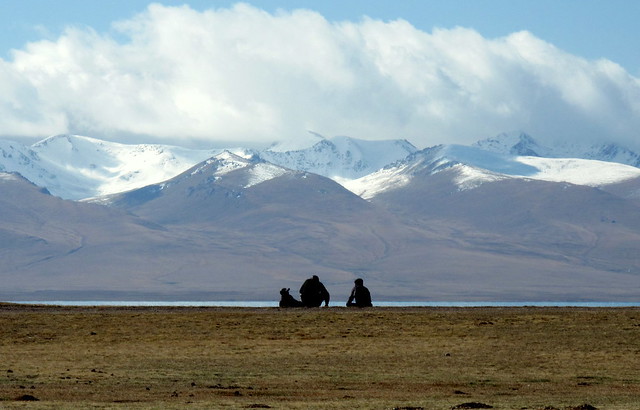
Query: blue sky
xmin=1 ymin=1 xmax=639 ymax=149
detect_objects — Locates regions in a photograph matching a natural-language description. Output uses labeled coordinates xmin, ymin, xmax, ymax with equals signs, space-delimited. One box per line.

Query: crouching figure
xmin=279 ymin=288 xmax=304 ymax=307
xmin=299 ymin=275 xmax=330 ymax=307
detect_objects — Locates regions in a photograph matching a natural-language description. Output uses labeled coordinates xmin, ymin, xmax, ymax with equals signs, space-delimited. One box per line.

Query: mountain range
xmin=1 ymin=131 xmax=640 ymax=301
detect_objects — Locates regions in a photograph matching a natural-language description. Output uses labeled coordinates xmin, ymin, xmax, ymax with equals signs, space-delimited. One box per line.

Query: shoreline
xmin=4 ymin=300 xmax=640 ymax=307
xmin=2 ymin=301 xmax=640 ymax=313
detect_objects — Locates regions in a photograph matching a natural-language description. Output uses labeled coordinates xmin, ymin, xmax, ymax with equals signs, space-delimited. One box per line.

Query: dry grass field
xmin=1 ymin=304 xmax=640 ymax=409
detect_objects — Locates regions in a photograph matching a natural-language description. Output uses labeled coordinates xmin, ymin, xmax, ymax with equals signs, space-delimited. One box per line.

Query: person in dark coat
xmin=299 ymin=275 xmax=330 ymax=307
xmin=279 ymin=288 xmax=304 ymax=307
xmin=346 ymin=278 xmax=372 ymax=307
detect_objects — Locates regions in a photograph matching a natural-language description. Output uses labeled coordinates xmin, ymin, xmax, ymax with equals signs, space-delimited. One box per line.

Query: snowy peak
xmin=0 ymin=140 xmax=40 ymax=170
xmin=188 ymin=150 xmax=254 ymax=178
xmin=34 ymin=134 xmax=223 ymax=191
xmin=475 ymin=131 xmax=640 ymax=167
xmin=0 ymin=139 xmax=61 ymax=193
xmin=342 ymin=144 xmax=519 ymax=198
xmin=94 ymin=148 xmax=372 ymax=227
xmin=111 ymin=150 xmax=292 ymax=198
xmin=344 ymin=142 xmax=640 ymax=199
xmin=257 ymin=135 xmax=417 ymax=180
xmin=435 ymin=145 xmax=538 ymax=176
xmin=517 ymin=156 xmax=640 ymax=186
xmin=583 ymin=143 xmax=640 ymax=167
xmin=0 ymin=133 xmax=416 ymax=200
xmin=183 ymin=150 xmax=290 ymax=189
xmin=4 ymin=131 xmax=640 ymax=203
xmin=473 ymin=131 xmax=550 ymax=156
xmin=33 ymin=134 xmax=106 ymax=157
xmin=4 ymin=134 xmax=223 ymax=200
xmin=434 ymin=144 xmax=640 ymax=188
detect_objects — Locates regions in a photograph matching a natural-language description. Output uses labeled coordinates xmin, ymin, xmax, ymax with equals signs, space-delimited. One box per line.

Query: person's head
xmin=354 ymin=278 xmax=364 ymax=286
xmin=312 ymin=275 xmax=319 ymax=282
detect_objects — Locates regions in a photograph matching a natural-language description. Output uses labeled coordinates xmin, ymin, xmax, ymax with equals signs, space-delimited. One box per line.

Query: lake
xmin=9 ymin=301 xmax=640 ymax=307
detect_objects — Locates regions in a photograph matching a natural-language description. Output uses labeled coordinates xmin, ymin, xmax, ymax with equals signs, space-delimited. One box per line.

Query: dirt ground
xmin=1 ymin=303 xmax=639 ymax=409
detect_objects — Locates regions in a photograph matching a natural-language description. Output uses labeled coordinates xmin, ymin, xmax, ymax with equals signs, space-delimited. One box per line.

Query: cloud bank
xmin=2 ymin=3 xmax=640 ymax=149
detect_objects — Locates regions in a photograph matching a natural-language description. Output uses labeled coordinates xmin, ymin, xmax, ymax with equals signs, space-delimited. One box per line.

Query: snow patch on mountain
xmin=0 ymin=134 xmax=252 ymax=199
xmin=177 ymin=150 xmax=289 ymax=190
xmin=189 ymin=151 xmax=250 ymax=178
xmin=438 ymin=145 xmax=538 ymax=176
xmin=1 ymin=133 xmax=415 ymax=200
xmin=256 ymin=135 xmax=417 ymax=180
xmin=4 ymin=131 xmax=640 ymax=202
xmin=453 ymin=164 xmax=512 ymax=191
xmin=474 ymin=131 xmax=552 ymax=156
xmin=0 ymin=172 xmax=20 ymax=182
xmin=423 ymin=143 xmax=640 ymax=188
xmin=30 ymin=135 xmax=225 ymax=199
xmin=343 ymin=142 xmax=640 ymax=199
xmin=517 ymin=156 xmax=640 ymax=186
xmin=341 ymin=163 xmax=413 ymax=200
xmin=475 ymin=131 xmax=640 ymax=167
xmin=343 ymin=145 xmax=522 ymax=198
xmin=0 ymin=139 xmax=59 ymax=189
xmin=245 ymin=163 xmax=289 ymax=188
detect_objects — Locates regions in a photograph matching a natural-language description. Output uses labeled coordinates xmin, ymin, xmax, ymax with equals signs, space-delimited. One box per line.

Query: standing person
xmin=346 ymin=278 xmax=372 ymax=307
xmin=299 ymin=275 xmax=330 ymax=307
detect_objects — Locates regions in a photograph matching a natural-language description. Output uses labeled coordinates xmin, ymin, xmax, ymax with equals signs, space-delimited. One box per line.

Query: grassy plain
xmin=1 ymin=304 xmax=640 ymax=409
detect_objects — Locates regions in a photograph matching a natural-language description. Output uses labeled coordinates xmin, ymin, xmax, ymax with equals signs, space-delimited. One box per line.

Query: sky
xmin=1 ymin=1 xmax=639 ymax=150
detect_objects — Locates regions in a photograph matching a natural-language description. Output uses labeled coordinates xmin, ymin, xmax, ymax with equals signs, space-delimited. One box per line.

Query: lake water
xmin=9 ymin=301 xmax=640 ymax=307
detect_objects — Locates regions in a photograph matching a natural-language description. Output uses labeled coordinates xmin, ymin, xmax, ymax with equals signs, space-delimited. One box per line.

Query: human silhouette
xmin=279 ymin=288 xmax=304 ymax=307
xmin=299 ymin=275 xmax=330 ymax=307
xmin=346 ymin=278 xmax=372 ymax=307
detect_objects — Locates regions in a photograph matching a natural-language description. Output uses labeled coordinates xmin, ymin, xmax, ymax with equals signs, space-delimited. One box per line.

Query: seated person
xmin=346 ymin=278 xmax=372 ymax=307
xmin=299 ymin=275 xmax=330 ymax=307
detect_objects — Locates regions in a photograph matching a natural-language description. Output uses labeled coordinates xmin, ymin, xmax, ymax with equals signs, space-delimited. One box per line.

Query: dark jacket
xmin=346 ymin=284 xmax=372 ymax=307
xmin=300 ymin=277 xmax=330 ymax=307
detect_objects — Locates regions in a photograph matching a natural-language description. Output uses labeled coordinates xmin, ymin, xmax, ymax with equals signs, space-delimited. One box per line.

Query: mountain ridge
xmin=475 ymin=131 xmax=640 ymax=167
xmin=2 ymin=131 xmax=640 ymax=301
xmin=0 ymin=134 xmax=418 ymax=200
xmin=2 ymin=132 xmax=640 ymax=201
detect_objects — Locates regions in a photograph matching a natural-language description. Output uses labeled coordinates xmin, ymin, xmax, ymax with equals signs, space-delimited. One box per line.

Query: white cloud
xmin=1 ymin=3 xmax=639 ymax=150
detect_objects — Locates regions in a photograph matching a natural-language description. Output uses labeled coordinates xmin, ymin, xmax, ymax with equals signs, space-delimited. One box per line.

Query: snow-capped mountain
xmin=78 ymin=150 xmax=409 ymax=295
xmin=33 ymin=135 xmax=228 ymax=200
xmin=4 ymin=131 xmax=640 ymax=202
xmin=97 ymin=149 xmax=381 ymax=228
xmin=3 ymin=130 xmax=640 ymax=302
xmin=0 ymin=134 xmax=416 ymax=200
xmin=475 ymin=131 xmax=640 ymax=167
xmin=473 ymin=132 xmax=552 ymax=156
xmin=0 ymin=139 xmax=58 ymax=194
xmin=343 ymin=143 xmax=640 ymax=200
xmin=255 ymin=134 xmax=418 ymax=180
xmin=1 ymin=135 xmax=224 ymax=200
xmin=93 ymin=150 xmax=293 ymax=210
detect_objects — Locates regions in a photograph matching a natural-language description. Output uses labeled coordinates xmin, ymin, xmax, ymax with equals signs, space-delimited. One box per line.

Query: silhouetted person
xmin=279 ymin=288 xmax=304 ymax=307
xmin=299 ymin=275 xmax=330 ymax=307
xmin=346 ymin=278 xmax=372 ymax=307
